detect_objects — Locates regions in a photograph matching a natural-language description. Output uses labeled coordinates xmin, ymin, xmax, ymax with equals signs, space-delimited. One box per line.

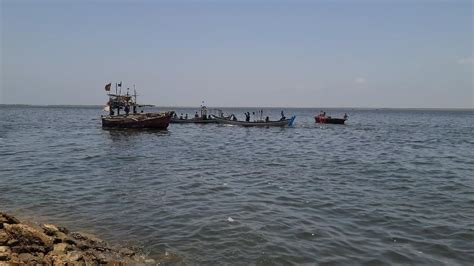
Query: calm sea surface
xmin=1 ymin=106 xmax=473 ymax=265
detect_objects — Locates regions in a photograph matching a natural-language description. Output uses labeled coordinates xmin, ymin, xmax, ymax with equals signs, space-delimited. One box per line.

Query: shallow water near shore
xmin=1 ymin=106 xmax=473 ymax=265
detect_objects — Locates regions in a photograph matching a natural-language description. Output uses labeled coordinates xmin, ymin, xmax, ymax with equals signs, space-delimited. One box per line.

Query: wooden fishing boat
xmin=102 ymin=112 xmax=174 ymax=129
xmin=212 ymin=115 xmax=296 ymax=127
xmin=315 ymin=115 xmax=346 ymax=124
xmin=170 ymin=117 xmax=217 ymax=124
xmin=101 ymin=82 xmax=174 ymax=129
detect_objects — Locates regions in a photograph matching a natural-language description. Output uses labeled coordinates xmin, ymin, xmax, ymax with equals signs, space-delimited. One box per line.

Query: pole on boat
xmin=134 ymin=89 xmax=137 ymax=105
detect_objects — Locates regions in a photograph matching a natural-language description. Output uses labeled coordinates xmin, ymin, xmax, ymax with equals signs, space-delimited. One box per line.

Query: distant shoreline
xmin=0 ymin=104 xmax=472 ymax=111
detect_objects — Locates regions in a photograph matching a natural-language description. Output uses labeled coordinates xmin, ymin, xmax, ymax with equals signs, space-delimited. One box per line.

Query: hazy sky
xmin=1 ymin=0 xmax=473 ymax=108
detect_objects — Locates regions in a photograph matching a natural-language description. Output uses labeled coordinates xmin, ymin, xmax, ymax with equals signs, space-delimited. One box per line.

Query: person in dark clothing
xmin=124 ymin=105 xmax=130 ymax=115
xmin=195 ymin=112 xmax=199 ymax=118
xmin=245 ymin=112 xmax=250 ymax=122
xmin=133 ymin=105 xmax=137 ymax=114
xmin=280 ymin=110 xmax=286 ymax=121
xmin=265 ymin=116 xmax=270 ymax=122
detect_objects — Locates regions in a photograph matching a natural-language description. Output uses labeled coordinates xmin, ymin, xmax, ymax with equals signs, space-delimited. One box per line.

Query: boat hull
xmin=315 ymin=116 xmax=346 ymax=124
xmin=213 ymin=115 xmax=295 ymax=127
xmin=102 ymin=112 xmax=173 ymax=129
xmin=170 ymin=118 xmax=217 ymax=124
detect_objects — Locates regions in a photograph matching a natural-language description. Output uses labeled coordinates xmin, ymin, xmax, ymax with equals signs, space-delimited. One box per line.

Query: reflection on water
xmin=103 ymin=127 xmax=171 ymax=140
xmin=0 ymin=106 xmax=473 ymax=265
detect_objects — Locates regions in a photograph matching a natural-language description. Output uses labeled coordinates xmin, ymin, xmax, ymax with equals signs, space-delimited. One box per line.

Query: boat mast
xmin=134 ymin=89 xmax=137 ymax=105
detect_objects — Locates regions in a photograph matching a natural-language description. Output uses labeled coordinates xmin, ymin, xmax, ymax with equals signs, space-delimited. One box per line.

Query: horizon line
xmin=0 ymin=103 xmax=472 ymax=111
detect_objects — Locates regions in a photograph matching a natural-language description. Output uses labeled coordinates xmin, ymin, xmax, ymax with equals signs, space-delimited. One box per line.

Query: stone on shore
xmin=4 ymin=224 xmax=54 ymax=249
xmin=0 ymin=212 xmax=162 ymax=265
xmin=0 ymin=213 xmax=19 ymax=227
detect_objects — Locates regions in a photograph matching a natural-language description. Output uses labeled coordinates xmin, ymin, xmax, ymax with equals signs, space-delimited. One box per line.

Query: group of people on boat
xmin=317 ymin=111 xmax=348 ymax=120
xmin=173 ymin=112 xmax=212 ymax=120
xmin=229 ymin=110 xmax=287 ymax=122
xmin=108 ymin=102 xmax=142 ymax=116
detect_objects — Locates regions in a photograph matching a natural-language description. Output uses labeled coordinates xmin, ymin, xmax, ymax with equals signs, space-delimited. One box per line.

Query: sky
xmin=1 ymin=0 xmax=473 ymax=108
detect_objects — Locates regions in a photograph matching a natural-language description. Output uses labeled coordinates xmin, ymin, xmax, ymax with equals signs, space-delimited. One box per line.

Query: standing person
xmin=344 ymin=113 xmax=348 ymax=120
xmin=245 ymin=112 xmax=250 ymax=122
xmin=280 ymin=110 xmax=286 ymax=120
xmin=185 ymin=114 xmax=188 ymax=119
xmin=195 ymin=112 xmax=199 ymax=118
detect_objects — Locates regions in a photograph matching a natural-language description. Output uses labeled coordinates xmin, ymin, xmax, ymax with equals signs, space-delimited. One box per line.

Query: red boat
xmin=315 ymin=115 xmax=346 ymax=124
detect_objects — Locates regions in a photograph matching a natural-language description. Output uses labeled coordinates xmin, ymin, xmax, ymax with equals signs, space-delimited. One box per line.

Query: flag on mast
xmin=104 ymin=83 xmax=111 ymax=91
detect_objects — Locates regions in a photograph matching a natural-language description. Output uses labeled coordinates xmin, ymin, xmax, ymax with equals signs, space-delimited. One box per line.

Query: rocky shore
xmin=0 ymin=212 xmax=171 ymax=265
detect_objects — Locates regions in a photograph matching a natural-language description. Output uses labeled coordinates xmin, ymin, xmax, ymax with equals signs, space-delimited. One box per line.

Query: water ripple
xmin=1 ymin=106 xmax=473 ymax=265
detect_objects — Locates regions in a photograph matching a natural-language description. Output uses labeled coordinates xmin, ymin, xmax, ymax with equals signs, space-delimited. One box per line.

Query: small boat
xmin=101 ymin=82 xmax=173 ymax=129
xmin=213 ymin=115 xmax=296 ymax=127
xmin=170 ymin=105 xmax=217 ymax=124
xmin=315 ymin=115 xmax=346 ymax=124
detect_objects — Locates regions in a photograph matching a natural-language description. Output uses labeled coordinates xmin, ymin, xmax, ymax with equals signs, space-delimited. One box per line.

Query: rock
xmin=53 ymin=243 xmax=70 ymax=254
xmin=42 ymin=224 xmax=73 ymax=245
xmin=0 ymin=213 xmax=164 ymax=265
xmin=0 ymin=246 xmax=11 ymax=261
xmin=0 ymin=213 xmax=20 ymax=226
xmin=80 ymin=232 xmax=106 ymax=246
xmin=44 ymin=253 xmax=65 ymax=265
xmin=57 ymin=226 xmax=69 ymax=235
xmin=42 ymin=224 xmax=60 ymax=236
xmin=35 ymin=251 xmax=44 ymax=259
xmin=63 ymin=236 xmax=76 ymax=245
xmin=6 ymin=238 xmax=18 ymax=246
xmin=78 ymin=242 xmax=91 ymax=251
xmin=4 ymin=224 xmax=54 ymax=249
xmin=18 ymin=252 xmax=42 ymax=264
xmin=0 ymin=231 xmax=8 ymax=245
xmin=88 ymin=250 xmax=107 ymax=264
xmin=70 ymin=232 xmax=88 ymax=241
xmin=65 ymin=251 xmax=83 ymax=262
xmin=118 ymin=247 xmax=135 ymax=257
xmin=10 ymin=244 xmax=48 ymax=254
